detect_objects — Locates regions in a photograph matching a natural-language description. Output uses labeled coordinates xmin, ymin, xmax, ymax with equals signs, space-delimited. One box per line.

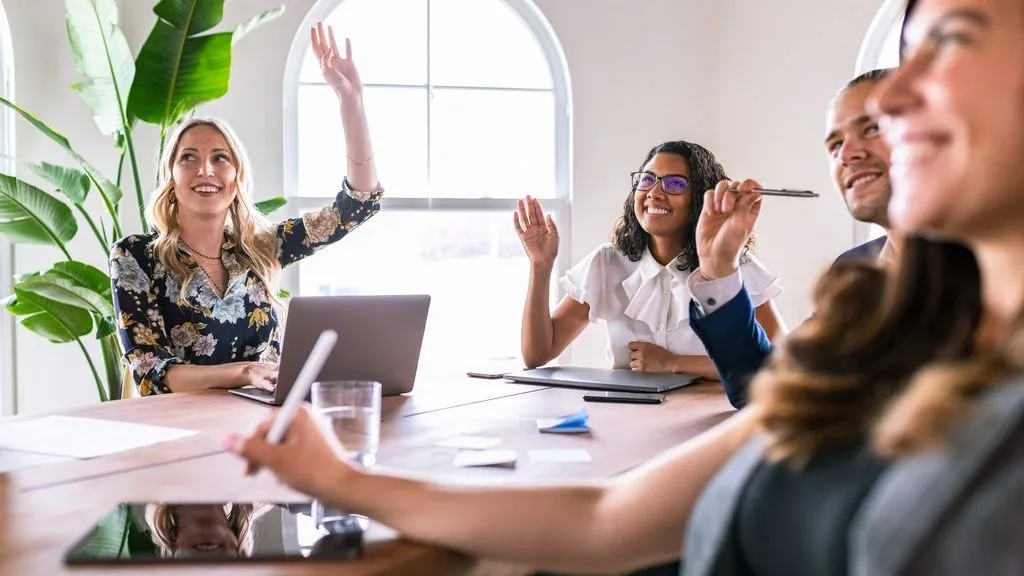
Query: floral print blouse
xmin=110 ymin=179 xmax=383 ymax=396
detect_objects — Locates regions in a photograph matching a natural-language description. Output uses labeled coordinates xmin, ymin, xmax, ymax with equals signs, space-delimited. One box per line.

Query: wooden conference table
xmin=0 ymin=376 xmax=734 ymax=575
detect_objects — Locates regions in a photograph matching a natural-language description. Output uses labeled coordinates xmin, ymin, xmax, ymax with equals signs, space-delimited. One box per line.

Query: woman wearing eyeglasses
xmin=513 ymin=141 xmax=786 ymax=386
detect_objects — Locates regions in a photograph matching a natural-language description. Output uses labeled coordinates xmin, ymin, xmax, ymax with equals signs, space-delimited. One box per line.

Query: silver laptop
xmin=503 ymin=366 xmax=699 ymax=393
xmin=230 ymin=294 xmax=431 ymax=405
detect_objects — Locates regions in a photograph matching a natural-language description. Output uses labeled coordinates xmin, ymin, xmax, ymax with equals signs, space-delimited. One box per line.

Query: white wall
xmin=3 ymin=0 xmax=882 ymax=414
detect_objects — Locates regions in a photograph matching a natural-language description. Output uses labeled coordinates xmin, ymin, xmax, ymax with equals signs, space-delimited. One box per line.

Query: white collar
xmin=620 ymin=248 xmax=692 ymax=333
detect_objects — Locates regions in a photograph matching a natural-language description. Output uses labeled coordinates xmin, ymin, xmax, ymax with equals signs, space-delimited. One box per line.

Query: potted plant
xmin=0 ymin=0 xmax=287 ymax=402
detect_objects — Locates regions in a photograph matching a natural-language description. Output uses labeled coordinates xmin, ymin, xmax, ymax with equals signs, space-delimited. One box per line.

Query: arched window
xmin=283 ymin=0 xmax=571 ymax=380
xmin=854 ymin=0 xmax=903 ymax=244
xmin=0 ymin=1 xmax=15 ymax=416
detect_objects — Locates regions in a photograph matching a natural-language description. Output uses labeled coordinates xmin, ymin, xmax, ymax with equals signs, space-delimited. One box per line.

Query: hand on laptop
xmin=224 ymin=406 xmax=353 ymax=500
xmin=236 ymin=362 xmax=278 ymax=391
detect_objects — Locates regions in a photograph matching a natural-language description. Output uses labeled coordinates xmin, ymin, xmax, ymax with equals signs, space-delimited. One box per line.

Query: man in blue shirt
xmin=688 ymin=69 xmax=896 ymax=408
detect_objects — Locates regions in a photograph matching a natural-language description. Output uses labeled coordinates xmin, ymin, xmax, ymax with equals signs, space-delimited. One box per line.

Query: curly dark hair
xmin=611 ymin=140 xmax=754 ymax=270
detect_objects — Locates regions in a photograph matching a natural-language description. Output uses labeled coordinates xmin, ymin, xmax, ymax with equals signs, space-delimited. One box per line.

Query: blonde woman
xmin=110 ymin=23 xmax=381 ymax=396
xmin=145 ymin=503 xmax=274 ymax=558
xmin=226 ymin=1 xmax=1022 ymax=574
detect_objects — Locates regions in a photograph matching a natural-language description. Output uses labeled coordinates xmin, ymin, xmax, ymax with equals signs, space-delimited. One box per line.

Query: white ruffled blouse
xmin=559 ymin=244 xmax=783 ymax=368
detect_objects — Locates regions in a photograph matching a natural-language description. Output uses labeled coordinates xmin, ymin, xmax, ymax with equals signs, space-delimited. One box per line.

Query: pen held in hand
xmin=265 ymin=329 xmax=338 ymax=445
xmin=753 ymin=188 xmax=819 ymax=198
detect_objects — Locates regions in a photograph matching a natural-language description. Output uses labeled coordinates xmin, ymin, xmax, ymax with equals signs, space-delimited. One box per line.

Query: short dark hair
xmin=845 ymin=68 xmax=894 ymax=92
xmin=611 ymin=140 xmax=753 ymax=270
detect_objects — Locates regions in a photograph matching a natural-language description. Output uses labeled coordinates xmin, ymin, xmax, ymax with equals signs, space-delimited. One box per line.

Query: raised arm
xmin=688 ymin=178 xmax=773 ymax=408
xmin=515 ymin=196 xmax=590 ymax=367
xmin=228 ymin=405 xmax=758 ymax=574
xmin=277 ymin=24 xmax=383 ymax=268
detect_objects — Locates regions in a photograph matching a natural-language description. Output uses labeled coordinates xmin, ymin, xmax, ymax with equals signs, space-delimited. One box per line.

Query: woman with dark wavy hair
xmin=226 ymin=0 xmax=1022 ymax=573
xmin=512 ymin=141 xmax=785 ymax=379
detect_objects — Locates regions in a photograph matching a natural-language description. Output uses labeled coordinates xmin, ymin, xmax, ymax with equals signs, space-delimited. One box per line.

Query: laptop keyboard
xmin=238 ymin=387 xmax=274 ymax=400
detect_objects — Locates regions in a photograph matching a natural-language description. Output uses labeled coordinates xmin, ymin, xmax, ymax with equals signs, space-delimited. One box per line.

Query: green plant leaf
xmin=232 ymin=5 xmax=286 ymax=46
xmin=129 ymin=0 xmax=233 ymax=126
xmin=77 ymin=503 xmax=131 ymax=559
xmin=65 ymin=0 xmax=136 ymax=137
xmin=0 ymin=173 xmax=78 ymax=246
xmin=96 ymin=315 xmax=117 ymax=339
xmin=52 ymin=261 xmax=112 ymax=298
xmin=255 ymin=196 xmax=287 ymax=215
xmin=155 ymin=0 xmax=223 ymax=34
xmin=7 ymin=288 xmax=93 ymax=343
xmin=0 ymin=96 xmax=123 ymax=207
xmin=25 ymin=161 xmax=91 ymax=205
xmin=17 ymin=273 xmax=114 ymax=318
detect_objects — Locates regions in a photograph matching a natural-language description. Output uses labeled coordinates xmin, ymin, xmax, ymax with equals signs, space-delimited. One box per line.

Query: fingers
xmin=309 ymin=27 xmax=318 ymax=56
xmin=223 ymin=418 xmax=274 ymax=476
xmin=344 ymin=36 xmax=352 ymax=61
xmin=707 ymin=180 xmax=731 ymax=215
xmin=628 ymin=340 xmax=640 ymax=351
xmin=528 ymin=196 xmax=543 ymax=228
xmin=544 ymin=213 xmax=558 ymax=238
xmin=513 ymin=210 xmax=525 ymax=236
xmin=516 ymin=199 xmax=530 ymax=230
xmin=329 ymin=27 xmax=341 ymax=59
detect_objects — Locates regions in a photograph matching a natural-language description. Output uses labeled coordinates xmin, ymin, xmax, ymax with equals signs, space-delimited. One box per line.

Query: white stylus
xmin=265 ymin=329 xmax=338 ymax=445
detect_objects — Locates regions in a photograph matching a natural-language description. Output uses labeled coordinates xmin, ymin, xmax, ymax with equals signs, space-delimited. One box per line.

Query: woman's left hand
xmin=310 ymin=22 xmax=363 ymax=103
xmin=628 ymin=341 xmax=677 ymax=373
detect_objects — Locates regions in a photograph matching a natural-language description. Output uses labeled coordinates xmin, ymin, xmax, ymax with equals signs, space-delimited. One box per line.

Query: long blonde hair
xmin=145 ymin=503 xmax=273 ymax=557
xmin=147 ymin=117 xmax=281 ymax=308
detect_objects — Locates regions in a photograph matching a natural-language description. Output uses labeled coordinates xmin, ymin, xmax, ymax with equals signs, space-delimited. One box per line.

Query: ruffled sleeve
xmin=739 ymin=254 xmax=783 ymax=307
xmin=558 ymin=244 xmax=617 ymax=322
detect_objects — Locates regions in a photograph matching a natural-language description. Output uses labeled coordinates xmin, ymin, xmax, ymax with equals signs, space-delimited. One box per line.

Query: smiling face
xmin=170 ymin=124 xmax=239 ymax=221
xmin=825 ymin=81 xmax=893 ymax=227
xmin=870 ymin=0 xmax=1024 ymax=240
xmin=632 ymin=153 xmax=693 ymax=238
xmin=172 ymin=505 xmax=240 ymax=558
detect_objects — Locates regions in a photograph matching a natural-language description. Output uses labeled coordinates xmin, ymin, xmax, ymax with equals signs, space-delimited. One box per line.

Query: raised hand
xmin=513 ymin=196 xmax=559 ymax=268
xmin=695 ymin=179 xmax=763 ymax=279
xmin=310 ymin=22 xmax=362 ymax=102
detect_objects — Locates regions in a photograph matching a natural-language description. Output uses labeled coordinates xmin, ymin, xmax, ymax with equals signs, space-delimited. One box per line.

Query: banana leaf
xmin=0 ymin=96 xmax=123 ymax=209
xmin=129 ymin=0 xmax=284 ymax=127
xmin=3 ymin=289 xmax=93 ymax=344
xmin=15 ymin=265 xmax=114 ymax=318
xmin=0 ymin=173 xmax=77 ymax=249
xmin=25 ymin=161 xmax=91 ymax=205
xmin=255 ymin=196 xmax=287 ymax=215
xmin=65 ymin=0 xmax=135 ymax=137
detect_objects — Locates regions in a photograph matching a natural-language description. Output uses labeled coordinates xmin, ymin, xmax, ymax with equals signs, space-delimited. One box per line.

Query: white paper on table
xmin=528 ymin=449 xmax=593 ymax=463
xmin=434 ymin=435 xmax=503 ymax=450
xmin=0 ymin=450 xmax=75 ymax=473
xmin=452 ymin=449 xmax=518 ymax=468
xmin=0 ymin=416 xmax=198 ymax=459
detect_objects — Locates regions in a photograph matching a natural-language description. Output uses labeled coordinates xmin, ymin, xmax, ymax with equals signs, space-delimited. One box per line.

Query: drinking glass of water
xmin=310 ymin=380 xmax=381 ymax=531
xmin=311 ymin=380 xmax=382 ymax=467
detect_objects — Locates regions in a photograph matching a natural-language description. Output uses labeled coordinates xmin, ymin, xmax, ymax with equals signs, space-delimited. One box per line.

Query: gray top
xmin=682 ymin=375 xmax=1024 ymax=576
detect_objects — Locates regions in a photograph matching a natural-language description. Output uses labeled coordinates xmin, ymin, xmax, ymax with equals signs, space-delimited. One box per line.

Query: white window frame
xmin=0 ymin=2 xmax=15 ymax=416
xmin=280 ymin=0 xmax=573 ymax=358
xmin=852 ymin=0 xmax=904 ymax=246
